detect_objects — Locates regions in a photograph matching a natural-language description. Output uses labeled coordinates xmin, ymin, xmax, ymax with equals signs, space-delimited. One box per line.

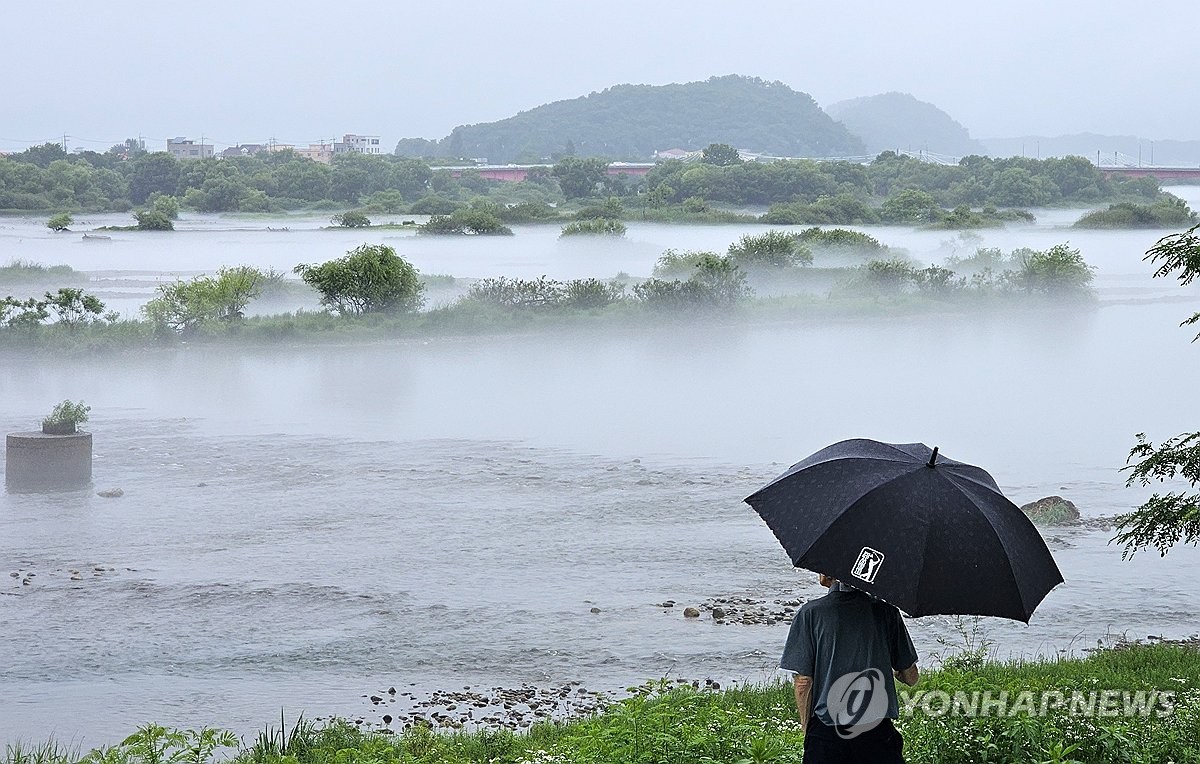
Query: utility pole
xmin=62 ymin=132 xmax=68 ymax=153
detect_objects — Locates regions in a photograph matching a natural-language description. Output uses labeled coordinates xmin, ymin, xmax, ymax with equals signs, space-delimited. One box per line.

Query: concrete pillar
xmin=5 ymin=432 xmax=93 ymax=493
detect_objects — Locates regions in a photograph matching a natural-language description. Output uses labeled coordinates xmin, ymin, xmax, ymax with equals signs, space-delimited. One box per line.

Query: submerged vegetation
xmin=0 ymin=259 xmax=84 ymax=284
xmin=3 ymin=644 xmax=1197 ymax=764
xmin=1073 ymin=195 xmax=1198 ymax=229
xmin=0 ymin=238 xmax=1100 ymax=352
xmin=560 ymin=218 xmax=627 ymax=237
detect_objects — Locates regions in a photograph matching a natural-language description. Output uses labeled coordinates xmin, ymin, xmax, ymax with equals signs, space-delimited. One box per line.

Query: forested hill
xmin=394 ymin=75 xmax=865 ymax=163
xmin=826 ymin=92 xmax=985 ymax=158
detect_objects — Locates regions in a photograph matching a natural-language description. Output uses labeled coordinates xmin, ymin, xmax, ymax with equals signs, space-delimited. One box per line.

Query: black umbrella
xmin=745 ymin=438 xmax=1063 ymax=622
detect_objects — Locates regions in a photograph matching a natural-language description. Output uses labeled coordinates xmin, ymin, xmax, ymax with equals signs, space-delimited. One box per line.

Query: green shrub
xmin=497 ymin=201 xmax=558 ymax=224
xmin=866 ymin=257 xmax=920 ymax=293
xmin=1014 ymin=244 xmax=1095 ymax=295
xmin=652 ymin=249 xmax=714 ymax=278
xmin=144 ymin=267 xmax=270 ymax=333
xmin=419 ymin=207 xmax=514 ymax=236
xmin=1074 ymin=195 xmax=1198 ymax=229
xmin=148 ymin=194 xmax=180 ymax=220
xmin=331 ymin=210 xmax=371 ymax=228
xmin=796 ymin=227 xmax=887 ymax=253
xmin=46 ymin=213 xmax=72 ymax=231
xmin=761 ymin=194 xmax=882 ymax=226
xmin=560 ymin=219 xmax=626 ymax=237
xmin=636 ymin=253 xmax=749 ymax=310
xmin=727 ymin=230 xmax=813 ymax=268
xmin=42 ymin=400 xmax=90 ymax=429
xmin=0 ymin=260 xmax=83 ymax=284
xmin=564 ymin=278 xmax=624 ymax=309
xmin=410 ymin=195 xmax=461 ymax=215
xmin=133 ymin=209 xmax=173 ymax=231
xmin=294 ymin=245 xmax=423 ymax=315
xmin=466 ymin=276 xmax=565 ymax=308
xmin=574 ymin=197 xmax=625 ymax=220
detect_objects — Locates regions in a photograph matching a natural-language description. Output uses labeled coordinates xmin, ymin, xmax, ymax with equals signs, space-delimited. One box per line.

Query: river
xmin=2 ymin=193 xmax=1199 ymax=746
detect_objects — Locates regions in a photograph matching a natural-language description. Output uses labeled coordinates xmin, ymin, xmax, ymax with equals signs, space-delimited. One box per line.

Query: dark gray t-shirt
xmin=780 ymin=586 xmax=918 ymax=727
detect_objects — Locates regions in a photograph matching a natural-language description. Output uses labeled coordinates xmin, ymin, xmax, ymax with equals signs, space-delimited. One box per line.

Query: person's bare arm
xmin=895 ymin=663 xmax=919 ymax=686
xmin=794 ymin=674 xmax=813 ymax=732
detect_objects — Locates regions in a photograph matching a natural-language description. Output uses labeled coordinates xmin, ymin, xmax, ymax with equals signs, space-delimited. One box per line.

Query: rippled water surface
xmin=3 ymin=199 xmax=1200 ymax=745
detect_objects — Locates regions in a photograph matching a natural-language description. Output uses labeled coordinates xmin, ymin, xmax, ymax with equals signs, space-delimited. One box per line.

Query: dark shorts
xmin=803 ymin=716 xmax=904 ymax=764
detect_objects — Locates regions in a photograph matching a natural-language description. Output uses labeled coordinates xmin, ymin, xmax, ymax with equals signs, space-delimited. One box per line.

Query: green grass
xmin=5 ymin=645 xmax=1198 ymax=764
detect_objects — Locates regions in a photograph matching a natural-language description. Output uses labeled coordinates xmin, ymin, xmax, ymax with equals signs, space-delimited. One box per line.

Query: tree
xmin=552 ymin=157 xmax=608 ymax=199
xmin=880 ymin=189 xmax=943 ymax=224
xmin=293 ymin=244 xmax=424 ymax=315
xmin=1113 ymin=224 xmax=1200 ymax=557
xmin=149 ymin=194 xmax=181 ymax=220
xmin=47 ymin=213 xmax=73 ymax=232
xmin=1 ymin=296 xmax=49 ymax=327
xmin=134 ymin=209 xmax=174 ymax=231
xmin=11 ymin=143 xmax=67 ymax=168
xmin=143 ymin=267 xmax=269 ymax=334
xmin=417 ymin=207 xmax=513 ymax=236
xmin=331 ymin=210 xmax=371 ymax=228
xmin=42 ymin=287 xmax=105 ymax=327
xmin=701 ymin=143 xmax=743 ymax=166
xmin=127 ymin=152 xmax=180 ymax=204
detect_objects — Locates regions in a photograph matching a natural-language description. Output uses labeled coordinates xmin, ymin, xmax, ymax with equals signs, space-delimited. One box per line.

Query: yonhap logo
xmin=851 ymin=546 xmax=885 ymax=583
xmin=828 ymin=668 xmax=890 ymax=738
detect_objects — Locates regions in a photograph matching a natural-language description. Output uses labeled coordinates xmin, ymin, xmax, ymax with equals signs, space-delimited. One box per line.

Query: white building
xmin=333 ymin=134 xmax=383 ymax=155
xmin=166 ymin=137 xmax=213 ymax=160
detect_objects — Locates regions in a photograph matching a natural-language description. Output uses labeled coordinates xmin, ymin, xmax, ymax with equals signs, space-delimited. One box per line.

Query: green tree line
xmin=0 ymin=139 xmax=1170 ymax=220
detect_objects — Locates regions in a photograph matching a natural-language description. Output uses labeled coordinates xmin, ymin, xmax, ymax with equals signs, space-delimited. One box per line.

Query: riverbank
xmin=6 ymin=643 xmax=1197 ymax=764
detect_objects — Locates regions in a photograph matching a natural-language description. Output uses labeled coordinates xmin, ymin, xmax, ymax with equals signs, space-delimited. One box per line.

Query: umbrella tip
xmin=927 ymin=446 xmax=939 ymax=468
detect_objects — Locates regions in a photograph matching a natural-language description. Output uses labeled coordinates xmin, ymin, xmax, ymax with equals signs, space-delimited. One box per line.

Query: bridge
xmin=1097 ymin=166 xmax=1200 ymax=182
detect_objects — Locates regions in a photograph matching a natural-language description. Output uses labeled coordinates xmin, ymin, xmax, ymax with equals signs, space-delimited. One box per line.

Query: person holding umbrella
xmin=780 ymin=572 xmax=919 ymax=762
xmin=746 ymin=439 xmax=1064 ymax=763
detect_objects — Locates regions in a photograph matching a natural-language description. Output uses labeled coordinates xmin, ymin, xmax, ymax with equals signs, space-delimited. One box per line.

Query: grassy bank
xmin=6 ymin=645 xmax=1198 ymax=764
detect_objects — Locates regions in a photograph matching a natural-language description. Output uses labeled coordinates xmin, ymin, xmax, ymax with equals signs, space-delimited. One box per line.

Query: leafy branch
xmin=1113 ymin=433 xmax=1200 ymax=558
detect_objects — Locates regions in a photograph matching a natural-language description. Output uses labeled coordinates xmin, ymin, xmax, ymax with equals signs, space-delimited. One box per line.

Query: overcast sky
xmin=4 ymin=0 xmax=1198 ymax=153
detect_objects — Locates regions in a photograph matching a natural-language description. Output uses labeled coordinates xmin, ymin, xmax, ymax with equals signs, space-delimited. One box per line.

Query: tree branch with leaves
xmin=1113 ymin=224 xmax=1200 ymax=557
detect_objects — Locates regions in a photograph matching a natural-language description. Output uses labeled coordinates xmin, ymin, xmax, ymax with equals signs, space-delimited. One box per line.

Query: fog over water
xmin=2 ymin=196 xmax=1200 ymax=745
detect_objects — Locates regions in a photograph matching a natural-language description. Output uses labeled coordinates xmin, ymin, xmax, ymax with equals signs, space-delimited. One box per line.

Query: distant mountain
xmin=980 ymin=133 xmax=1200 ymax=166
xmin=826 ymin=92 xmax=985 ymax=158
xmin=394 ymin=75 xmax=865 ymax=163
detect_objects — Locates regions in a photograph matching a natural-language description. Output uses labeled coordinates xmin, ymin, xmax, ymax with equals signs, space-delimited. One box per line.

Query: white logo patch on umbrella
xmin=851 ymin=547 xmax=885 ymax=583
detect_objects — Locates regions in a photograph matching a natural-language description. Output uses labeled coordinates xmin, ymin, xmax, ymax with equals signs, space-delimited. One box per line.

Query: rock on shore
xmin=1020 ymin=496 xmax=1081 ymax=526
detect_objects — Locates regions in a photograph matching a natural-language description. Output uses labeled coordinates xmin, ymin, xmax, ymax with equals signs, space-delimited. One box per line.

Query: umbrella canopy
xmin=745 ymin=439 xmax=1063 ymax=622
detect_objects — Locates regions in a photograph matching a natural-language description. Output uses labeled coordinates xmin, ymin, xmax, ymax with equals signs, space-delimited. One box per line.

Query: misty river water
xmin=3 ymin=192 xmax=1200 ymax=746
